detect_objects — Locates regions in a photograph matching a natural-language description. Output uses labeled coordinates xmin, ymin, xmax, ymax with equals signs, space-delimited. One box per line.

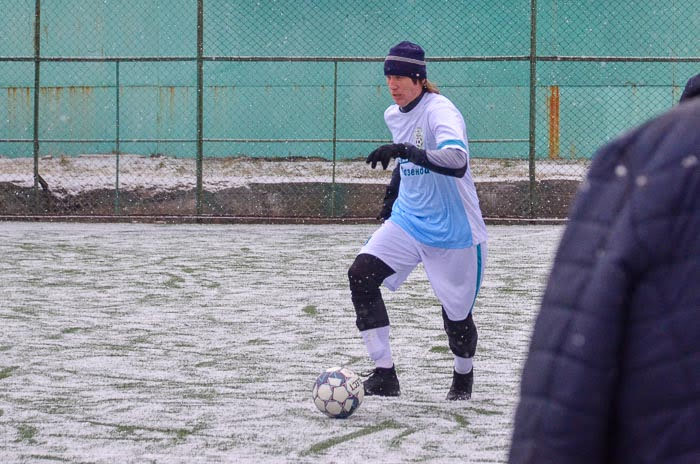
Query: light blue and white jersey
xmin=385 ymin=92 xmax=487 ymax=249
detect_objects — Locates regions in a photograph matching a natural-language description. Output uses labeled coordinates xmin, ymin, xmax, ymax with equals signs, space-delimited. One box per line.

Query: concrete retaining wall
xmin=0 ymin=179 xmax=580 ymax=220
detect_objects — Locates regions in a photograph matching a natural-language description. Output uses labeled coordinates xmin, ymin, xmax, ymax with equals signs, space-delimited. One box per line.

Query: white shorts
xmin=360 ymin=220 xmax=487 ymax=321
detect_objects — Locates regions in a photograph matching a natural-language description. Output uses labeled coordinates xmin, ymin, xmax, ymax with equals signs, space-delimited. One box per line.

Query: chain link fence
xmin=1 ymin=0 xmax=698 ymax=220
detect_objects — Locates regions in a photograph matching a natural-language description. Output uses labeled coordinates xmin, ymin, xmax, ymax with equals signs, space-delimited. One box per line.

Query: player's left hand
xmin=366 ymin=144 xmax=407 ymax=170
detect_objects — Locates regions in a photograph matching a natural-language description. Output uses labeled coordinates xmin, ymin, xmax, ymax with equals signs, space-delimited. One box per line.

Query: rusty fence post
xmin=547 ymin=85 xmax=560 ymax=160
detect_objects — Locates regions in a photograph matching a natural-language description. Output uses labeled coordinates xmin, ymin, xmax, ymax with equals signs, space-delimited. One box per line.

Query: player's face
xmin=386 ymin=75 xmax=423 ymax=107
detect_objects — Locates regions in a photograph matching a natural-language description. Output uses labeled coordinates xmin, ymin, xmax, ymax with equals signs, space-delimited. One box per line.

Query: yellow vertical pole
xmin=548 ymin=85 xmax=560 ymax=160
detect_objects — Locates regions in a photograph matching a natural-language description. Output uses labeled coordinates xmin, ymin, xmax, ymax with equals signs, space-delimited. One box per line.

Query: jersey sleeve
xmin=421 ymin=97 xmax=468 ymax=174
xmin=428 ymin=98 xmax=469 ymax=154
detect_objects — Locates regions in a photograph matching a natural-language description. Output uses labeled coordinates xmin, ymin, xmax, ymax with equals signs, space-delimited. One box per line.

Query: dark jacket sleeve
xmin=378 ymin=164 xmax=400 ymax=220
xmin=509 ymin=100 xmax=700 ymax=464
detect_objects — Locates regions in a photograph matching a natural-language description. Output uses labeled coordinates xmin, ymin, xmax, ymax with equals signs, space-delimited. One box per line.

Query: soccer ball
xmin=312 ymin=366 xmax=364 ymax=418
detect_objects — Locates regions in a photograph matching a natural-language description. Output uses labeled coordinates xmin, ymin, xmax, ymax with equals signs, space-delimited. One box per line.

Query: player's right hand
xmin=366 ymin=144 xmax=405 ymax=170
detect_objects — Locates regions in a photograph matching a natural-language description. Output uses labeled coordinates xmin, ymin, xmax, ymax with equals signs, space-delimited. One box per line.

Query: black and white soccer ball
xmin=312 ymin=366 xmax=364 ymax=418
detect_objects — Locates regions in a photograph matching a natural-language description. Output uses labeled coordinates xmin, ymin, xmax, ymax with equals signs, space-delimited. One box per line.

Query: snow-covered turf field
xmin=0 ymin=222 xmax=563 ymax=463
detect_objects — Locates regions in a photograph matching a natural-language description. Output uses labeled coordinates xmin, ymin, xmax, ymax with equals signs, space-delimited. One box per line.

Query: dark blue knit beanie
xmin=384 ymin=41 xmax=427 ymax=79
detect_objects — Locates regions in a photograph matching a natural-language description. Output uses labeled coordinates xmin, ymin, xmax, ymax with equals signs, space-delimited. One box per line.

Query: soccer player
xmin=348 ymin=41 xmax=488 ymax=400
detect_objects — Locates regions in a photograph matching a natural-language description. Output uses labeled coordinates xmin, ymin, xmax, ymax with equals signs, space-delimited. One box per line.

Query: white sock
xmin=454 ymin=355 xmax=473 ymax=375
xmin=360 ymin=326 xmax=393 ymax=368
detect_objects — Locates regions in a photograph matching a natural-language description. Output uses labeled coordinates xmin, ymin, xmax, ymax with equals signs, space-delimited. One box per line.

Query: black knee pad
xmin=442 ymin=307 xmax=478 ymax=358
xmin=348 ymin=253 xmax=395 ymax=331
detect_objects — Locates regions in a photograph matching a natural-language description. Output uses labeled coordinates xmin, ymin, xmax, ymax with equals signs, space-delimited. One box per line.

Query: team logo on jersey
xmin=413 ymin=127 xmax=424 ymax=149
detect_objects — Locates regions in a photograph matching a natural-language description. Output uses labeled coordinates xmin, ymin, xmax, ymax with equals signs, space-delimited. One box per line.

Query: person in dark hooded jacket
xmin=508 ymin=74 xmax=700 ymax=463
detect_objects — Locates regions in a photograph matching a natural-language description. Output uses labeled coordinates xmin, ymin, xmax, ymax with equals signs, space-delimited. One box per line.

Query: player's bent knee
xmin=348 ymin=253 xmax=395 ymax=293
xmin=442 ymin=307 xmax=478 ymax=358
xmin=349 ymin=253 xmax=395 ymax=331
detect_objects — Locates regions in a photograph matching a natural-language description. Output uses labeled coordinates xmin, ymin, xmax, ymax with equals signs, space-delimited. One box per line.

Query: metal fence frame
xmin=1 ymin=0 xmax=698 ymax=220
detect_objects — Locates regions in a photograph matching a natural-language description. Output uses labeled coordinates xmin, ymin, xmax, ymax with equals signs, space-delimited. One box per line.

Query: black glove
xmin=366 ymin=143 xmax=421 ymax=170
xmin=368 ymin=143 xmax=467 ymax=178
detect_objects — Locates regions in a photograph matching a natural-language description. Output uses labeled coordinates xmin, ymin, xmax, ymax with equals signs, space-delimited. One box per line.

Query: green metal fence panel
xmin=39 ymin=0 xmax=196 ymax=57
xmin=204 ymin=0 xmax=531 ymax=56
xmin=0 ymin=0 xmax=35 ymax=57
xmin=537 ymin=0 xmax=695 ymax=57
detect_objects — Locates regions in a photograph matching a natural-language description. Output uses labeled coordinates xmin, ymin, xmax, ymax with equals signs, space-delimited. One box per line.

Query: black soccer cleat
xmin=446 ymin=369 xmax=473 ymax=400
xmin=362 ymin=365 xmax=401 ymax=397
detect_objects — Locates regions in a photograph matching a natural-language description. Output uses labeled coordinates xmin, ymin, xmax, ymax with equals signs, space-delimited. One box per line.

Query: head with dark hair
xmin=383 ymin=41 xmax=440 ymax=101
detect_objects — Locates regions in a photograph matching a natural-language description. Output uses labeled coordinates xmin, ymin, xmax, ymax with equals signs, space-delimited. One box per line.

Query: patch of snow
xmin=0 ymin=154 xmax=589 ymax=197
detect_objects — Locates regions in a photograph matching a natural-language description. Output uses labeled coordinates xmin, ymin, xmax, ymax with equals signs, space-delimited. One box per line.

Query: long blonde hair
xmin=423 ymin=79 xmax=440 ymax=94
xmin=410 ymin=77 xmax=439 ymax=94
